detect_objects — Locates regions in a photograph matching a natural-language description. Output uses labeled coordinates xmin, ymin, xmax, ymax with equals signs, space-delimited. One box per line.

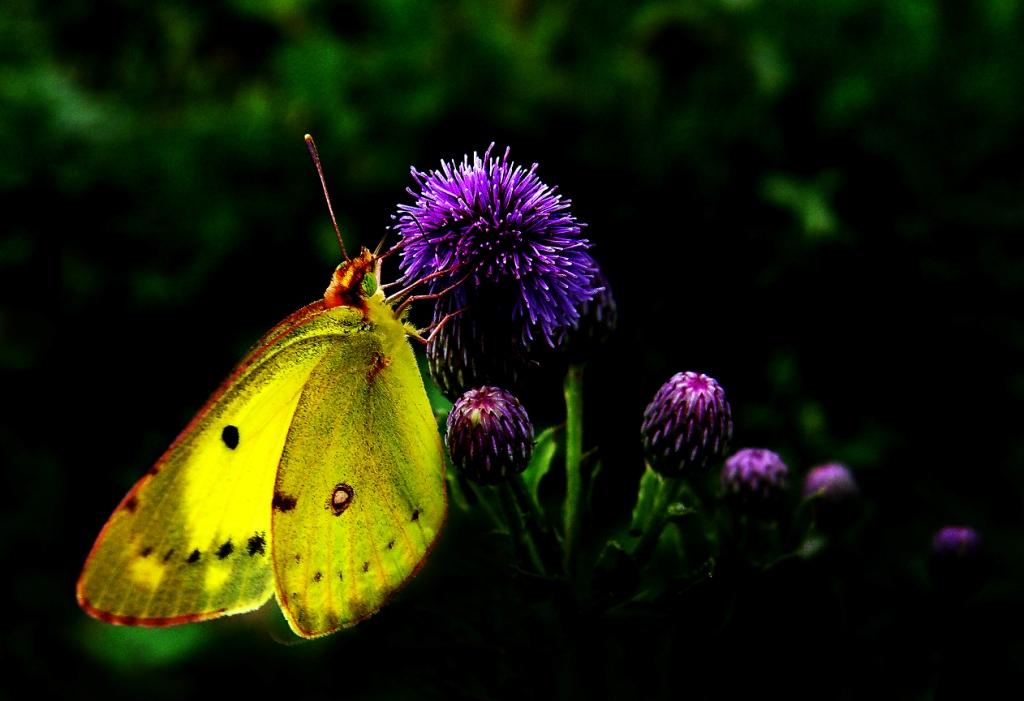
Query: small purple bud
xmin=802 ymin=463 xmax=859 ymax=530
xmin=721 ymin=448 xmax=789 ymax=508
xmin=929 ymin=526 xmax=984 ymax=595
xmin=446 ymin=386 xmax=534 ymax=485
xmin=931 ymin=526 xmax=983 ymax=561
xmin=640 ymin=372 xmax=733 ymax=478
xmin=803 ymin=463 xmax=859 ymax=502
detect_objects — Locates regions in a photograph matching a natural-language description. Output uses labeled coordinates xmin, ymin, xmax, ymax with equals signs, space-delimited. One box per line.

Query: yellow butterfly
xmin=76 ymin=137 xmax=446 ymax=639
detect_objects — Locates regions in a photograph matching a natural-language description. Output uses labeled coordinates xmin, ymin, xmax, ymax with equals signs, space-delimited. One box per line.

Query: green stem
xmin=632 ymin=473 xmax=686 ymax=564
xmin=511 ymin=475 xmax=561 ymax=575
xmin=499 ymin=482 xmax=544 ymax=573
xmin=498 ymin=482 xmax=526 ymax=561
xmin=461 ymin=476 xmax=504 ymax=531
xmin=563 ymin=364 xmax=585 ymax=575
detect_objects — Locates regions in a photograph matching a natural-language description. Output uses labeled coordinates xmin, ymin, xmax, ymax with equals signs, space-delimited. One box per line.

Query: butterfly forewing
xmin=77 ymin=303 xmax=340 ymax=625
xmin=271 ymin=298 xmax=446 ymax=638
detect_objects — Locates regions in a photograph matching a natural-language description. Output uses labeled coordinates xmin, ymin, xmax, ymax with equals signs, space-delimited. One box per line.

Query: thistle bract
xmin=427 ymin=304 xmax=530 ymax=399
xmin=394 ymin=144 xmax=599 ymax=348
xmin=446 ymin=386 xmax=534 ymax=485
xmin=721 ymin=448 xmax=789 ymax=507
xmin=640 ymin=372 xmax=732 ymax=478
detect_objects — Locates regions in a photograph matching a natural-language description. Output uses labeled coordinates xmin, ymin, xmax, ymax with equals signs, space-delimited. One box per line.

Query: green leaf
xmin=522 ymin=425 xmax=561 ymax=503
xmin=629 ymin=463 xmax=663 ymax=533
xmin=585 ymin=459 xmax=603 ymax=510
xmin=591 ymin=540 xmax=640 ymax=606
xmin=445 ymin=466 xmax=472 ymax=512
xmin=459 ymin=475 xmax=506 ymax=531
xmin=798 ymin=534 xmax=827 ymax=559
xmin=666 ymin=501 xmax=697 ymax=520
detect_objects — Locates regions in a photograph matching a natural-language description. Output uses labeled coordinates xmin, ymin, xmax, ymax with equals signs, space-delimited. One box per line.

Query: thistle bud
xmin=929 ymin=526 xmax=984 ymax=595
xmin=721 ymin=448 xmax=789 ymax=509
xmin=802 ymin=463 xmax=859 ymax=530
xmin=445 ymin=386 xmax=534 ymax=485
xmin=640 ymin=372 xmax=732 ymax=478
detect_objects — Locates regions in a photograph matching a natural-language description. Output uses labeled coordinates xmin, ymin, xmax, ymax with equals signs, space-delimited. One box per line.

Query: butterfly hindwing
xmin=271 ymin=297 xmax=446 ymax=637
xmin=76 ymin=303 xmax=339 ymax=625
xmin=79 ymin=283 xmax=446 ymax=637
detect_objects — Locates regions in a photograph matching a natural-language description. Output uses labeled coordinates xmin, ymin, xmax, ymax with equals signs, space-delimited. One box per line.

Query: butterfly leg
xmin=387 ymin=270 xmax=472 ymax=318
xmin=407 ymin=307 xmax=465 ymax=346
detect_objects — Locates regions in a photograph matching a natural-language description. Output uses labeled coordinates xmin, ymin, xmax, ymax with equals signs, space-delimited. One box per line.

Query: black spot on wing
xmin=338 ymin=572 xmax=344 ymax=582
xmin=140 ymin=546 xmax=153 ymax=558
xmin=294 ymin=553 xmax=301 ymax=563
xmin=273 ymin=491 xmax=298 ymax=512
xmin=247 ymin=533 xmax=266 ymax=556
xmin=187 ymin=549 xmax=201 ymax=564
xmin=313 ymin=572 xmax=322 ymax=583
xmin=216 ymin=540 xmax=234 ymax=559
xmin=123 ymin=497 xmax=138 ymax=513
xmin=221 ymin=425 xmax=240 ymax=449
xmin=162 ymin=548 xmax=175 ymax=562
xmin=386 ymin=540 xmax=394 ymax=550
xmin=362 ymin=561 xmax=369 ymax=573
xmin=411 ymin=509 xmax=420 ymax=522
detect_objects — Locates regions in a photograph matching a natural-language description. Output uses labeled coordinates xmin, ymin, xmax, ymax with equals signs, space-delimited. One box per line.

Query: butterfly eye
xmin=330 ymin=484 xmax=354 ymax=515
xmin=361 ymin=271 xmax=378 ymax=297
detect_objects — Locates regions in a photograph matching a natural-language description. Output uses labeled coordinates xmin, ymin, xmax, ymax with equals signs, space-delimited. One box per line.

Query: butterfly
xmin=76 ymin=137 xmax=447 ymax=639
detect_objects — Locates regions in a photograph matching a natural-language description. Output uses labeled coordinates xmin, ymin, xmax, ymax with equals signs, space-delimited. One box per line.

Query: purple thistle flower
xmin=721 ymin=448 xmax=789 ymax=507
xmin=394 ymin=144 xmax=599 ymax=347
xmin=641 ymin=372 xmax=733 ymax=478
xmin=446 ymin=386 xmax=535 ymax=485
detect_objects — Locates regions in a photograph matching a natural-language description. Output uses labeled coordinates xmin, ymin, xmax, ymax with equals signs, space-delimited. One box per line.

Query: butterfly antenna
xmin=372 ymin=230 xmax=390 ymax=258
xmin=304 ymin=134 xmax=349 ymax=262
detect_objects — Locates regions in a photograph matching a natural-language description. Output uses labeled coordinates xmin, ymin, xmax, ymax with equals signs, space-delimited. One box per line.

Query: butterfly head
xmin=324 ymin=247 xmax=379 ymax=309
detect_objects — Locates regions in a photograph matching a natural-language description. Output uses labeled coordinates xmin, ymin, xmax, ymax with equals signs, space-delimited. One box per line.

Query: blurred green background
xmin=3 ymin=0 xmax=1022 ymax=698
